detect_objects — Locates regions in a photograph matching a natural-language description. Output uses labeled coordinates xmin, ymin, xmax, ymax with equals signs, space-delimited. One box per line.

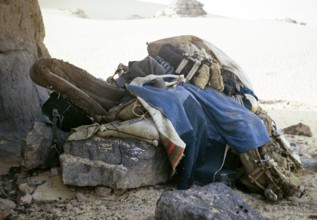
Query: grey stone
xmin=0 ymin=198 xmax=16 ymax=219
xmin=18 ymin=183 xmax=35 ymax=194
xmin=75 ymin=193 xmax=87 ymax=202
xmin=155 ymin=183 xmax=267 ymax=220
xmin=20 ymin=122 xmax=51 ymax=169
xmin=61 ymin=137 xmax=171 ymax=189
xmin=51 ymin=167 xmax=60 ymax=176
xmin=20 ymin=122 xmax=69 ymax=169
xmin=0 ymin=198 xmax=16 ymax=209
xmin=301 ymin=158 xmax=317 ymax=171
xmin=18 ymin=193 xmax=33 ymax=205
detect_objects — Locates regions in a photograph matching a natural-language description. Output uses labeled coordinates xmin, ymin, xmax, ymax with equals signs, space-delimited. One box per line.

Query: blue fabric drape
xmin=127 ymin=83 xmax=270 ymax=189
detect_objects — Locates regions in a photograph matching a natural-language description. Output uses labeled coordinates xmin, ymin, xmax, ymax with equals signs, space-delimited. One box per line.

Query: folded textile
xmin=98 ymin=118 xmax=159 ymax=146
xmin=66 ymin=118 xmax=160 ymax=146
xmin=67 ymin=123 xmax=100 ymax=141
xmin=136 ymin=97 xmax=186 ymax=175
xmin=116 ymin=56 xmax=166 ymax=88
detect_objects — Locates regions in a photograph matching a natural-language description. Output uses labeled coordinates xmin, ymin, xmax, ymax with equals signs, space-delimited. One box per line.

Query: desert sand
xmin=2 ymin=0 xmax=317 ymax=219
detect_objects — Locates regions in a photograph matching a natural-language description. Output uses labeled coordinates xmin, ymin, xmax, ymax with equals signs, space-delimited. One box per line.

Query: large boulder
xmin=61 ymin=137 xmax=171 ymax=189
xmin=0 ymin=0 xmax=50 ymax=155
xmin=20 ymin=122 xmax=171 ymax=189
xmin=155 ymin=183 xmax=267 ymax=220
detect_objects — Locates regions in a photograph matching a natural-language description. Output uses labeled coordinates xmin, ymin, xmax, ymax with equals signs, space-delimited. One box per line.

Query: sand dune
xmin=39 ymin=0 xmax=166 ymax=20
xmin=40 ymin=9 xmax=317 ymax=105
xmin=38 ymin=0 xmax=317 ymax=139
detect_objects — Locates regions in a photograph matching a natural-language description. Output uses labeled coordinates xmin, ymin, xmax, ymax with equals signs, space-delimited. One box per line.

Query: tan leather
xmin=30 ymin=58 xmax=126 ymax=118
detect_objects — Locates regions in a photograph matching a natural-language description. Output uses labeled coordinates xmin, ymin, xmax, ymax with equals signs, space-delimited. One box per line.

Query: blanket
xmin=127 ymin=83 xmax=270 ymax=189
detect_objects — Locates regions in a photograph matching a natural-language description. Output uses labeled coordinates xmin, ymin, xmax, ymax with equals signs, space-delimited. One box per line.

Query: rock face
xmin=0 ymin=0 xmax=50 ymax=154
xmin=155 ymin=0 xmax=207 ymax=18
xmin=155 ymin=183 xmax=266 ymax=220
xmin=61 ymin=137 xmax=171 ymax=189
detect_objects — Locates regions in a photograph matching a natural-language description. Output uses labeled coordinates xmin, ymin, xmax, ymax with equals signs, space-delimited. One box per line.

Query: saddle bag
xmin=42 ymin=92 xmax=93 ymax=131
xmin=239 ymin=108 xmax=303 ymax=200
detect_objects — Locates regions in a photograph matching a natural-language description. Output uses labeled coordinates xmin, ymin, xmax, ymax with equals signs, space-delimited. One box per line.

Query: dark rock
xmin=20 ymin=122 xmax=52 ymax=169
xmin=20 ymin=122 xmax=69 ymax=169
xmin=0 ymin=0 xmax=50 ymax=154
xmin=155 ymin=183 xmax=267 ymax=220
xmin=283 ymin=123 xmax=312 ymax=137
xmin=61 ymin=137 xmax=171 ymax=189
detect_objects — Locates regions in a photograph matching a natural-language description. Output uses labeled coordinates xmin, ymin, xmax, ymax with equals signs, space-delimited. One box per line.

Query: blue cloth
xmin=127 ymin=83 xmax=270 ymax=189
xmin=184 ymin=84 xmax=269 ymax=152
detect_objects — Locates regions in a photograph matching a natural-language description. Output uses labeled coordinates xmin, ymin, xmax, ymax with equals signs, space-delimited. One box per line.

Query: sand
xmin=3 ymin=1 xmax=317 ymax=219
xmin=40 ymin=6 xmax=317 ymax=129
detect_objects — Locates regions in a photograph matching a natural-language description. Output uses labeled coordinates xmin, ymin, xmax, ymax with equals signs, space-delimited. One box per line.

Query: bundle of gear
xmin=30 ymin=35 xmax=303 ymax=201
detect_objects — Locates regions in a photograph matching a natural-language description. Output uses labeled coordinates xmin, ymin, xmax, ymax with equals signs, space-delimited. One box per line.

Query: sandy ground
xmin=2 ymin=2 xmax=317 ymax=219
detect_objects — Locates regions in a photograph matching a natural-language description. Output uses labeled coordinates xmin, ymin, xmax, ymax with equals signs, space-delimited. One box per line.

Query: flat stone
xmin=32 ymin=175 xmax=75 ymax=201
xmin=61 ymin=136 xmax=171 ymax=189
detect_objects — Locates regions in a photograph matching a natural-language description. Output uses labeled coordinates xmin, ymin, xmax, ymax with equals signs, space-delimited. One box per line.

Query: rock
xmin=75 ymin=193 xmax=87 ymax=202
xmin=0 ymin=206 xmax=12 ymax=220
xmin=61 ymin=137 xmax=171 ymax=189
xmin=155 ymin=0 xmax=207 ymax=18
xmin=95 ymin=186 xmax=112 ymax=197
xmin=61 ymin=8 xmax=87 ymax=18
xmin=20 ymin=121 xmax=52 ymax=169
xmin=283 ymin=123 xmax=312 ymax=137
xmin=18 ymin=183 xmax=35 ymax=194
xmin=18 ymin=193 xmax=33 ymax=205
xmin=277 ymin=17 xmax=307 ymax=26
xmin=0 ymin=0 xmax=50 ymax=154
xmin=32 ymin=175 xmax=75 ymax=201
xmin=155 ymin=183 xmax=266 ymax=220
xmin=0 ymin=198 xmax=16 ymax=209
xmin=301 ymin=158 xmax=317 ymax=171
xmin=20 ymin=122 xmax=69 ymax=169
xmin=113 ymin=189 xmax=127 ymax=196
xmin=51 ymin=167 xmax=60 ymax=176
